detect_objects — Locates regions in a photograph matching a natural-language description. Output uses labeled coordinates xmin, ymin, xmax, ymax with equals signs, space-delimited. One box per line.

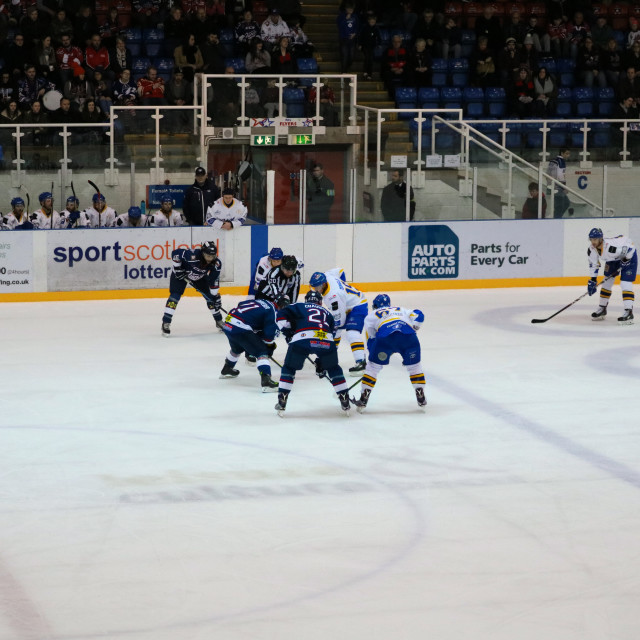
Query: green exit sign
xmin=251 ymin=135 xmax=277 ymax=146
xmin=288 ymin=134 xmax=315 ymax=146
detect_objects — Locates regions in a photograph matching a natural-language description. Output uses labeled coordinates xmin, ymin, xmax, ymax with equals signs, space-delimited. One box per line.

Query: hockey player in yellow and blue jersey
xmin=587 ymin=227 xmax=636 ymax=324
xmin=219 ymin=295 xmax=290 ymax=392
xmin=352 ymin=294 xmax=426 ymax=412
xmin=309 ymin=269 xmax=368 ymax=375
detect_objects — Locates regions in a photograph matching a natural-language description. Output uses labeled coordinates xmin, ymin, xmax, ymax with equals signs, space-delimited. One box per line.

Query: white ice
xmin=1 ymin=287 xmax=640 ymax=640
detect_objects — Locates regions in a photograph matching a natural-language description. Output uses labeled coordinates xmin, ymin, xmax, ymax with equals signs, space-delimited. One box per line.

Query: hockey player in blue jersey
xmin=161 ymin=241 xmax=224 ymax=336
xmin=352 ymin=294 xmax=426 ymax=412
xmin=219 ymin=295 xmax=290 ymax=392
xmin=274 ymin=290 xmax=351 ymax=416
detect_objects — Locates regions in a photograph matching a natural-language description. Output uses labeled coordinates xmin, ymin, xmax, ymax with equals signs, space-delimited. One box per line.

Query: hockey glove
xmin=68 ymin=211 xmax=80 ymax=225
xmin=16 ymin=220 xmax=34 ymax=230
xmin=212 ymin=294 xmax=222 ymax=312
xmin=265 ymin=341 xmax=277 ymax=356
xmin=173 ymin=268 xmax=187 ymax=280
xmin=587 ymin=278 xmax=598 ymax=296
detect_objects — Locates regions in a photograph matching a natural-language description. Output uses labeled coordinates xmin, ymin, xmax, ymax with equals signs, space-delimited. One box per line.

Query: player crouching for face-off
xmin=274 ymin=290 xmax=352 ymax=416
xmin=352 ymin=294 xmax=426 ymax=412
xmin=587 ymin=227 xmax=636 ymax=324
xmin=219 ymin=295 xmax=290 ymax=391
xmin=309 ymin=269 xmax=368 ymax=376
xmin=162 ymin=241 xmax=224 ymax=336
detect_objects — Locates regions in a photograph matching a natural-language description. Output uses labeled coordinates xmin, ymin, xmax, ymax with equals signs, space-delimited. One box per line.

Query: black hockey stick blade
xmin=88 ymin=180 xmax=101 ymax=195
xmin=71 ymin=181 xmax=76 ymax=198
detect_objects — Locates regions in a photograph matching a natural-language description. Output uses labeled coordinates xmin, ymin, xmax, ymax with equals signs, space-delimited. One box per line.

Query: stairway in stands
xmin=303 ymin=1 xmax=413 ymax=158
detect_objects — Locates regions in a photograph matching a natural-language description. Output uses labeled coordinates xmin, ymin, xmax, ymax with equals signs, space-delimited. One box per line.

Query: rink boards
xmin=2 ymin=218 xmax=639 ymax=301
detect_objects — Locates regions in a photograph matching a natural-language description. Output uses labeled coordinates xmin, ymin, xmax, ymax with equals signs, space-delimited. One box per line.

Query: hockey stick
xmin=347 ymin=377 xmax=363 ymax=391
xmin=20 ymin=185 xmax=30 ymax=212
xmin=531 ymin=279 xmax=607 ymax=323
xmin=220 ymin=304 xmax=280 ymax=366
xmin=88 ymin=179 xmax=102 ymax=227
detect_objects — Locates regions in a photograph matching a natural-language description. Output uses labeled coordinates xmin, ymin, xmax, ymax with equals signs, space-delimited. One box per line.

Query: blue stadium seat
xmin=573 ymin=87 xmax=595 ymax=117
xmin=557 ymin=58 xmax=576 ymax=86
xmin=556 ymin=101 xmax=573 ymax=117
xmin=591 ymin=122 xmax=612 ymax=147
xmin=154 ymin=56 xmax=174 ymax=81
xmin=538 ymin=57 xmax=557 ymax=74
xmin=548 ymin=122 xmax=569 ymax=147
xmin=218 ymin=28 xmax=237 ymax=57
xmin=486 ymin=87 xmax=506 ymax=117
xmin=473 ymin=120 xmax=500 ymax=143
xmin=132 ymin=56 xmax=151 ymax=76
xmin=286 ymin=104 xmax=305 ymax=117
xmin=570 ymin=122 xmax=586 ymax=147
xmin=122 ymin=27 xmax=143 ymax=56
xmin=463 ymin=87 xmax=484 ymax=117
xmin=461 ymin=29 xmax=476 ymax=57
xmin=596 ymin=87 xmax=615 ymax=116
xmin=431 ymin=58 xmax=448 ymax=87
xmin=612 ymin=29 xmax=625 ymax=48
xmin=395 ymin=87 xmax=418 ymax=119
xmin=449 ymin=58 xmax=469 ymax=86
xmin=297 ymin=58 xmax=318 ymax=74
xmin=283 ymin=87 xmax=305 ymax=104
xmin=143 ymin=28 xmax=164 ymax=57
xmin=224 ymin=57 xmax=246 ymax=73
xmin=418 ymin=87 xmax=440 ymax=109
xmin=441 ymin=87 xmax=462 ymax=113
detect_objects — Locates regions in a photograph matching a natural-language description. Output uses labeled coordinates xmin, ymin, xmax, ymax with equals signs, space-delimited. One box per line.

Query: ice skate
xmin=245 ymin=354 xmax=257 ymax=365
xmin=591 ymin=306 xmax=607 ymax=321
xmin=618 ymin=309 xmax=634 ymax=324
xmin=352 ymin=388 xmax=371 ymax=414
xmin=260 ymin=372 xmax=279 ymax=392
xmin=275 ymin=392 xmax=288 ymax=417
xmin=416 ymin=387 xmax=427 ymax=409
xmin=338 ymin=391 xmax=351 ymax=416
xmin=348 ymin=359 xmax=366 ymax=376
xmin=161 ymin=322 xmax=171 ymax=337
xmin=220 ymin=359 xmax=240 ymax=379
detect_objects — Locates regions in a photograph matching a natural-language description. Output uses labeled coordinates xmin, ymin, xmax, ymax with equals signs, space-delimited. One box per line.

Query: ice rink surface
xmin=2 ymin=287 xmax=640 ymax=640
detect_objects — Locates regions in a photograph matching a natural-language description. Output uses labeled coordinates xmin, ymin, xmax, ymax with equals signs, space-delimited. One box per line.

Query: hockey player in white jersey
xmin=114 ymin=206 xmax=148 ymax=228
xmin=352 ymin=294 xmax=426 ymax=412
xmin=148 ymin=195 xmax=185 ymax=227
xmin=587 ymin=227 xmax=636 ymax=324
xmin=84 ymin=193 xmax=117 ymax=228
xmin=59 ymin=196 xmax=86 ymax=228
xmin=30 ymin=192 xmax=66 ymax=229
xmin=309 ymin=269 xmax=368 ymax=375
xmin=206 ymin=187 xmax=247 ymax=230
xmin=1 ymin=198 xmax=33 ymax=230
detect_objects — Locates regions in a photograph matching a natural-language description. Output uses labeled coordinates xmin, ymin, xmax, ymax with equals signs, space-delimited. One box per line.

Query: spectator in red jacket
xmin=137 ymin=66 xmax=166 ymax=104
xmin=56 ymin=34 xmax=85 ymax=86
xmin=521 ymin=182 xmax=546 ymax=219
xmin=85 ymin=34 xmax=112 ymax=80
xmin=383 ymin=34 xmax=408 ymax=98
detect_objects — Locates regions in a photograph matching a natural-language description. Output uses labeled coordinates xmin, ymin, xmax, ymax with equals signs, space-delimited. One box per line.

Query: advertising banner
xmin=47 ymin=228 xmax=230 ymax=291
xmin=0 ymin=233 xmax=33 ymax=293
xmin=146 ymin=185 xmax=191 ymax=208
xmin=406 ymin=221 xmax=564 ymax=280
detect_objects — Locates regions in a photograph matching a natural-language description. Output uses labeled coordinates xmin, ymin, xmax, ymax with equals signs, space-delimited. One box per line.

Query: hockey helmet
xmin=588 ymin=227 xmax=603 ymax=239
xmin=281 ymin=255 xmax=298 ymax=271
xmin=128 ymin=206 xmax=142 ymax=218
xmin=92 ymin=193 xmax=106 ymax=204
xmin=305 ymin=290 xmax=323 ymax=305
xmin=66 ymin=195 xmax=79 ymax=206
xmin=201 ymin=240 xmax=218 ymax=257
xmin=269 ymin=247 xmax=284 ymax=260
xmin=274 ymin=294 xmax=291 ymax=310
xmin=39 ymin=191 xmax=53 ymax=203
xmin=372 ymin=294 xmax=391 ymax=309
xmin=161 ymin=194 xmax=173 ymax=204
xmin=309 ymin=271 xmax=327 ymax=288
xmin=11 ymin=197 xmax=25 ymax=208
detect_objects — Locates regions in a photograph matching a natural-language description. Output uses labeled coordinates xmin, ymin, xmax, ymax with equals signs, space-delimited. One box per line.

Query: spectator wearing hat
xmin=577 ymin=35 xmax=606 ymax=88
xmin=165 ymin=67 xmax=194 ymax=132
xmin=591 ymin=15 xmax=613 ymax=52
xmin=64 ymin=65 xmax=93 ymax=111
xmin=525 ymin=14 xmax=549 ymax=54
xmin=183 ymin=168 xmax=221 ymax=226
xmin=261 ymin=9 xmax=290 ymax=51
xmin=499 ymin=37 xmax=521 ymax=85
xmin=206 ymin=187 xmax=248 ymax=230
xmin=520 ymin=33 xmax=539 ymax=74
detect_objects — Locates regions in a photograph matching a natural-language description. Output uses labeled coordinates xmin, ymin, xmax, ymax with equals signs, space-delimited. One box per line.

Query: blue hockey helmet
xmin=161 ymin=194 xmax=173 ymax=204
xmin=589 ymin=227 xmax=603 ymax=239
xmin=11 ymin=197 xmax=25 ymax=208
xmin=309 ymin=271 xmax=327 ymax=288
xmin=201 ymin=240 xmax=217 ymax=257
xmin=66 ymin=195 xmax=79 ymax=206
xmin=274 ymin=294 xmax=291 ymax=309
xmin=92 ymin=193 xmax=106 ymax=203
xmin=39 ymin=191 xmax=53 ymax=203
xmin=128 ymin=206 xmax=142 ymax=218
xmin=269 ymin=247 xmax=284 ymax=260
xmin=372 ymin=294 xmax=391 ymax=309
xmin=305 ymin=290 xmax=323 ymax=305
